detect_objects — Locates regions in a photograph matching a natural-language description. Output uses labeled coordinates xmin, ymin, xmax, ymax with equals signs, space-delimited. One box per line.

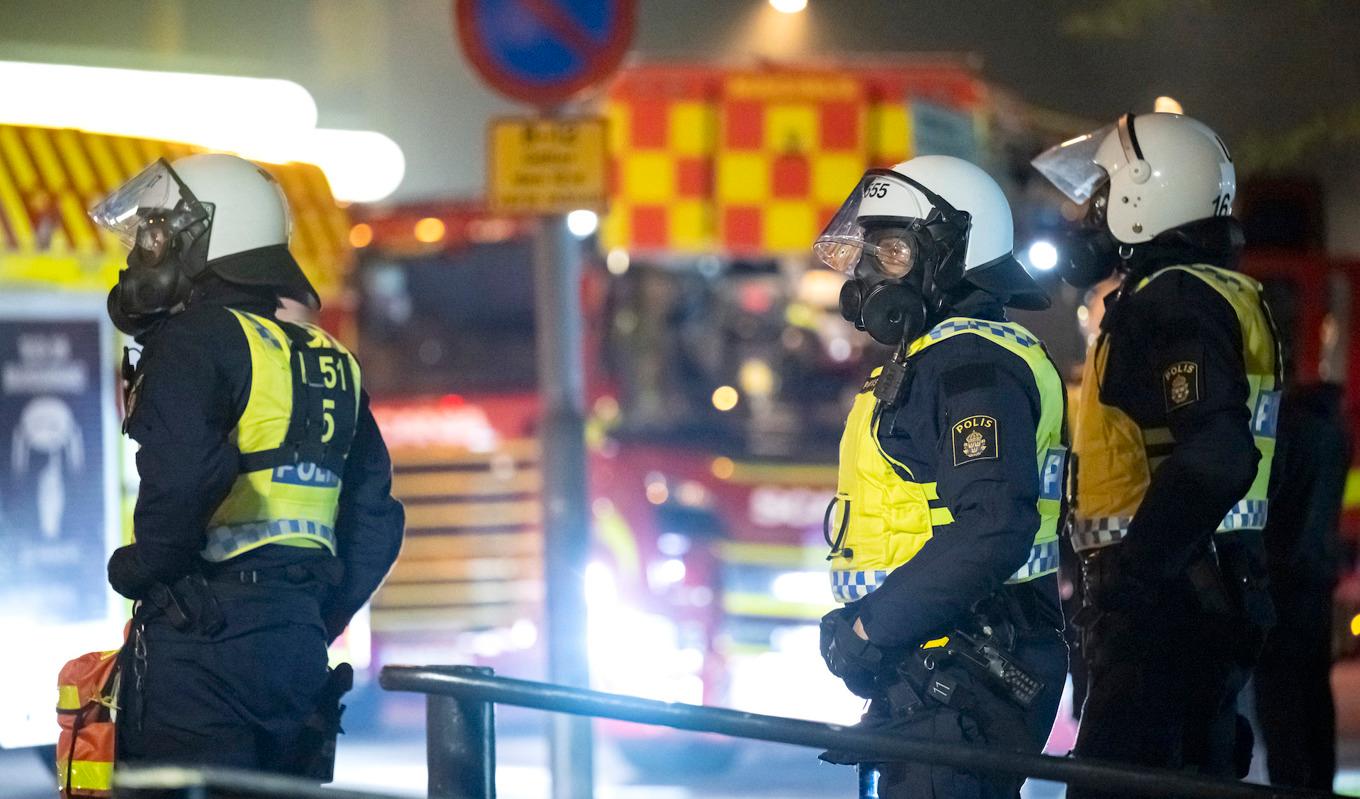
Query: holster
xmin=146 ymin=574 xmax=225 ymax=635
xmin=286 ymin=662 xmax=353 ymax=783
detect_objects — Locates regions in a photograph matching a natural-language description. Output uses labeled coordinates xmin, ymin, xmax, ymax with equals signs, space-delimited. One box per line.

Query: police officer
xmin=89 ymin=154 xmax=405 ymax=776
xmin=1033 ymin=113 xmax=1279 ymax=790
xmin=816 ymin=155 xmax=1068 ymax=798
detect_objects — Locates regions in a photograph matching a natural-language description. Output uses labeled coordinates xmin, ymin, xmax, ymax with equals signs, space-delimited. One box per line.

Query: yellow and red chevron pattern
xmin=602 ymin=63 xmax=987 ymax=256
xmin=0 ymin=124 xmax=351 ymax=303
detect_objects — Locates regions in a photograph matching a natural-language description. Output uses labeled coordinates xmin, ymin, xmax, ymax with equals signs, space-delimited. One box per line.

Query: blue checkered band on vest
xmin=832 ymin=538 xmax=1058 ymax=602
xmin=1073 ymin=499 xmax=1268 ymax=552
xmin=830 ymin=569 xmax=890 ymax=603
xmin=1006 ymin=538 xmax=1060 ymax=583
xmin=927 ymin=319 xmax=1040 ymax=348
xmin=201 ymin=519 xmax=336 ymax=562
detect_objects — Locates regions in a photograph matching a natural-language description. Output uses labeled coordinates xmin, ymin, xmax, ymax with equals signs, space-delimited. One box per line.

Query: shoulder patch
xmin=952 ymin=414 xmax=999 ymax=466
xmin=1163 ymin=360 xmax=1200 ymax=411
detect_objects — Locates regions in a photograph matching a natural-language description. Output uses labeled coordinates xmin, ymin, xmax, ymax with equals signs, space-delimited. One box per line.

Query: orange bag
xmin=56 ymin=646 xmax=121 ymax=798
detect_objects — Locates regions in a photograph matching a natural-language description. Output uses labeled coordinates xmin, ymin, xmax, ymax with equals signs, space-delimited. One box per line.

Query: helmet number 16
xmin=1210 ymin=193 xmax=1233 ymax=217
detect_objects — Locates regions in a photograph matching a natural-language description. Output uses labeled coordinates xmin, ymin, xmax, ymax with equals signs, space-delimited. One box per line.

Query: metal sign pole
xmin=532 ymin=213 xmax=595 ymax=799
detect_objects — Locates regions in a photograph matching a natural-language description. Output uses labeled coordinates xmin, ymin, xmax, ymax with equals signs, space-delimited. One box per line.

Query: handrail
xmin=381 ymin=664 xmax=1343 ymax=799
xmin=113 ymin=765 xmax=408 ymax=799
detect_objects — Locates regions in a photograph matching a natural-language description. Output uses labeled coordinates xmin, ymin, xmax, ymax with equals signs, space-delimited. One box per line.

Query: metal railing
xmin=381 ymin=664 xmax=1344 ymax=799
xmin=112 ymin=765 xmax=409 ymax=799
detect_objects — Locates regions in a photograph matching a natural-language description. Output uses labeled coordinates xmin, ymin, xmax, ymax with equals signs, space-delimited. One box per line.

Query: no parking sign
xmin=455 ymin=0 xmax=636 ymax=107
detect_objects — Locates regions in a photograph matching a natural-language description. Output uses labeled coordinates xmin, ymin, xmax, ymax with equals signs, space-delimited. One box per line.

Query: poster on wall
xmin=0 ymin=299 xmax=117 ymax=626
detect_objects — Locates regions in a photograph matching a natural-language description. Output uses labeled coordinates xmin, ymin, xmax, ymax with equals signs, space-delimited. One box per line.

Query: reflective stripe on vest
xmin=201 ymin=311 xmax=360 ymax=561
xmin=1070 ymin=264 xmax=1278 ymax=553
xmin=1072 ymin=498 xmax=1269 ymax=551
xmin=828 ymin=318 xmax=1066 ymax=604
xmin=202 ymin=519 xmax=338 ymax=563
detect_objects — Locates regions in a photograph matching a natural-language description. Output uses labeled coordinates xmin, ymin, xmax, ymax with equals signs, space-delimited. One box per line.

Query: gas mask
xmin=819 ymin=170 xmax=971 ymax=347
xmin=1058 ymin=185 xmax=1121 ymax=290
xmin=838 ymin=227 xmax=932 ymax=346
xmin=90 ymin=160 xmax=213 ymax=336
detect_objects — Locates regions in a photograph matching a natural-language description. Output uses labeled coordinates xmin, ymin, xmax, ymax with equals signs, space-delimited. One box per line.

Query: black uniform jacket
xmin=853 ymin=292 xmax=1062 ymax=649
xmin=1095 ymin=268 xmax=1259 ymax=586
xmin=107 ymin=280 xmax=405 ymax=640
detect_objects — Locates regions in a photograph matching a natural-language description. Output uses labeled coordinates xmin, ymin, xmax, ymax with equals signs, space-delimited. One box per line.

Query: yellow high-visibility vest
xmin=201 ymin=310 xmax=362 ymax=562
xmin=1071 ymin=264 xmax=1279 ymax=552
xmin=828 ymin=318 xmax=1067 ymax=604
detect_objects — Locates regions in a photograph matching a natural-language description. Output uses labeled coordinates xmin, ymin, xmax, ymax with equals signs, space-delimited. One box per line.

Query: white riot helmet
xmin=1033 ymin=112 xmax=1235 ymax=244
xmin=815 ymin=155 xmax=1047 ymax=345
xmin=91 ymin=153 xmax=318 ymax=335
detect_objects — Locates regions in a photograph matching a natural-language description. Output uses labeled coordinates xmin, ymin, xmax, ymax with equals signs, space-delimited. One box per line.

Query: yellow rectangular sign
xmin=488 ymin=117 xmax=608 ymax=214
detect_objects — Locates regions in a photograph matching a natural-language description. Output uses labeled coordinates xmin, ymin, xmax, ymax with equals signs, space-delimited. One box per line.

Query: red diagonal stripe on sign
xmin=518 ymin=0 xmax=605 ymax=57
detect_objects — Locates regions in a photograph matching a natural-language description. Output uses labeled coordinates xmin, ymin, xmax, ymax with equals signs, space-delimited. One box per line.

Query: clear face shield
xmin=813 ymin=169 xmax=958 ymax=280
xmin=1030 ymin=123 xmax=1118 ymax=205
xmin=90 ymin=159 xmax=213 ymax=272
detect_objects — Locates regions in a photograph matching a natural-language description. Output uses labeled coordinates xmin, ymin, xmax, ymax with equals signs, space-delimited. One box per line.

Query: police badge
xmin=1163 ymin=361 xmax=1200 ymax=411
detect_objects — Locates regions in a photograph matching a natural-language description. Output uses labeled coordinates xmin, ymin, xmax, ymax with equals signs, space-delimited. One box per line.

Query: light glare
xmin=1027 ymin=240 xmax=1059 ymax=272
xmin=0 ymin=61 xmax=405 ymax=203
xmin=712 ymin=385 xmax=740 ymax=411
xmin=769 ymin=0 xmax=808 ymax=12
xmin=567 ymin=209 xmax=599 ymax=238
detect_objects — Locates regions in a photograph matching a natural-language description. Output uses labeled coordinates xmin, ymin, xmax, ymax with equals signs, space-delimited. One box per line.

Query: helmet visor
xmin=1031 ymin=124 xmax=1114 ymax=205
xmin=813 ymin=170 xmax=926 ymax=276
xmin=89 ymin=159 xmax=210 ymax=249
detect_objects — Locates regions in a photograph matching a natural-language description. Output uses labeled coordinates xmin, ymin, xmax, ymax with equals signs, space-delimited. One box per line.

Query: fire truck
xmin=352 ymin=59 xmax=1082 ymax=767
xmin=0 ymin=122 xmax=354 ymax=758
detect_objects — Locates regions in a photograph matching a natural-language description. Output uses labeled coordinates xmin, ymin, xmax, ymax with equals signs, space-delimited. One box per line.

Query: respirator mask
xmin=1058 ymin=184 xmax=1122 ymax=290
xmin=90 ymin=159 xmax=213 ymax=336
xmin=816 ymin=170 xmax=970 ymax=346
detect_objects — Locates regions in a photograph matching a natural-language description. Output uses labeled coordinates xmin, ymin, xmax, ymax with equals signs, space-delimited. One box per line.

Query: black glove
xmin=819 ymin=607 xmax=883 ymax=698
xmin=108 ymin=545 xmax=157 ymax=600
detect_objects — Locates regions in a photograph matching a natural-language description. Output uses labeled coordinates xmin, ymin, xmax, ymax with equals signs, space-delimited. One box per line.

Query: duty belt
xmin=830 ymin=539 xmax=1059 ymax=604
xmin=1071 ymin=498 xmax=1268 ymax=552
xmin=201 ymin=519 xmax=337 ymax=562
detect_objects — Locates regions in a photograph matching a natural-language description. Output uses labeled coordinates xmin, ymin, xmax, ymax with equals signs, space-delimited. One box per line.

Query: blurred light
xmin=738 ymin=358 xmax=776 ymax=398
xmin=648 ymin=558 xmax=688 ymax=587
xmin=584 ymin=561 xmax=617 ymax=608
xmin=592 ymin=395 xmax=620 ymax=422
xmin=279 ymin=128 xmax=405 ymax=203
xmin=657 ymin=532 xmax=692 ymax=557
xmin=710 ymin=456 xmax=736 ymax=480
xmin=676 ymin=480 xmax=708 ymax=507
xmin=0 ymin=61 xmax=406 ymax=203
xmin=509 ymin=618 xmax=538 ymax=649
xmin=414 ymin=217 xmax=446 ymax=244
xmin=567 ymin=209 xmax=599 ymax=238
xmin=1027 ymin=240 xmax=1059 ymax=271
xmin=468 ymin=217 xmax=516 ymax=243
xmin=1154 ymin=95 xmax=1184 ymax=114
xmin=712 ymin=385 xmax=740 ymax=412
xmin=769 ymin=0 xmax=808 ymax=12
xmin=645 ymin=480 xmax=669 ymax=505
xmin=0 ymin=60 xmax=317 ymax=148
xmin=828 ymin=337 xmax=852 ymax=362
xmin=349 ymin=223 xmax=374 ymax=249
xmin=606 ymin=247 xmax=631 ymax=275
xmin=1351 ymin=613 xmax=1360 ymax=637
xmin=797 ymin=269 xmax=844 ymax=309
xmin=771 ymin=571 xmax=828 ymax=603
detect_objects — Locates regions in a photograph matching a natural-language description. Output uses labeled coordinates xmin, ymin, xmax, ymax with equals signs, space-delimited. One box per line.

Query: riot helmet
xmin=91 ymin=153 xmax=320 ymax=335
xmin=815 ymin=155 xmax=1048 ymax=346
